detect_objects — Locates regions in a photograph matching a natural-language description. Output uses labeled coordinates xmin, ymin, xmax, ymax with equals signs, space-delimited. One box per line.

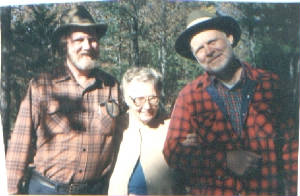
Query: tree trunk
xmin=130 ymin=0 xmax=140 ymax=67
xmin=159 ymin=0 xmax=167 ymax=77
xmin=0 ymin=7 xmax=11 ymax=151
xmin=0 ymin=119 xmax=8 ymax=193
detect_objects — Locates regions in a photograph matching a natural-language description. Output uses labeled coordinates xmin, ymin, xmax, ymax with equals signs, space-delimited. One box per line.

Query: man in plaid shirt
xmin=6 ymin=5 xmax=121 ymax=194
xmin=163 ymin=10 xmax=298 ymax=196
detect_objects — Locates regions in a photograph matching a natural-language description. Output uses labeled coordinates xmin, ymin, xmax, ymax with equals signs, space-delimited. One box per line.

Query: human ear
xmin=123 ymin=92 xmax=131 ymax=107
xmin=227 ymin=34 xmax=234 ymax=45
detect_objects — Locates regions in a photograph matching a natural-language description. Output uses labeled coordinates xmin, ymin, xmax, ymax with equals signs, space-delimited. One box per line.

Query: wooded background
xmin=0 ymin=1 xmax=299 ymax=149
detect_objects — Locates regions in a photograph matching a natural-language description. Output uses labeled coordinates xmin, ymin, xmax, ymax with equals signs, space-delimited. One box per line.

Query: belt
xmin=31 ymin=170 xmax=100 ymax=194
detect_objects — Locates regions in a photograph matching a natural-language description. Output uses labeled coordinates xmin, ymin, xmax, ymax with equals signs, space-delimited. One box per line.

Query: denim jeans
xmin=28 ymin=174 xmax=108 ymax=195
xmin=28 ymin=176 xmax=66 ymax=195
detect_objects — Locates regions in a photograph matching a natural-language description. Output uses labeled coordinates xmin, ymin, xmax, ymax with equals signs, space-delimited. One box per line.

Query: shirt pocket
xmin=92 ymin=103 xmax=115 ymax=136
xmin=250 ymin=102 xmax=275 ymax=135
xmin=191 ymin=111 xmax=218 ymax=145
xmin=247 ymin=103 xmax=276 ymax=151
xmin=42 ymin=100 xmax=71 ymax=135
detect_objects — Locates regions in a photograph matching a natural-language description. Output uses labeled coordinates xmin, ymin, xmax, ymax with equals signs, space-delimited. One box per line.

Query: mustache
xmin=207 ymin=53 xmax=222 ymax=64
xmin=80 ymin=51 xmax=98 ymax=59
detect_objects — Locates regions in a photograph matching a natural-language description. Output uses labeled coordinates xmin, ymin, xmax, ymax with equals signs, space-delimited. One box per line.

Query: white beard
xmin=68 ymin=54 xmax=98 ymax=71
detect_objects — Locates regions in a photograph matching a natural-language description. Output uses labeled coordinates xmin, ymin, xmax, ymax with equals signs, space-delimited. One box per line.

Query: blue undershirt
xmin=128 ymin=160 xmax=148 ymax=195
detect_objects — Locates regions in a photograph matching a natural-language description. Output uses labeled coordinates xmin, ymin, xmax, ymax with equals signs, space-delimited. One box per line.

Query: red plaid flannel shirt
xmin=163 ymin=63 xmax=298 ymax=196
xmin=6 ymin=65 xmax=121 ymax=194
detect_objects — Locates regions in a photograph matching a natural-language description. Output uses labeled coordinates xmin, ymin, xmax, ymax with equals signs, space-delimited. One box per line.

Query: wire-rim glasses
xmin=130 ymin=96 xmax=159 ymax=107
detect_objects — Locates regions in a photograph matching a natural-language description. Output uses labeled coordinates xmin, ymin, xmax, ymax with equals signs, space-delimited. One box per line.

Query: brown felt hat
xmin=52 ymin=5 xmax=107 ymax=45
xmin=175 ymin=10 xmax=241 ymax=60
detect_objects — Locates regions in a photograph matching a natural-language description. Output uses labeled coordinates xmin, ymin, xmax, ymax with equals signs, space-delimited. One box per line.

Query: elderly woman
xmin=108 ymin=67 xmax=182 ymax=195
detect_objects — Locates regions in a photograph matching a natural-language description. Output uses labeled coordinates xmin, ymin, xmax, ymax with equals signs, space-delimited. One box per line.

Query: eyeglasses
xmin=130 ymin=96 xmax=159 ymax=107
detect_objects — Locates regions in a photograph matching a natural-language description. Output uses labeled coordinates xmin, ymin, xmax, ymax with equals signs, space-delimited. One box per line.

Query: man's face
xmin=190 ymin=29 xmax=234 ymax=75
xmin=66 ymin=31 xmax=99 ymax=72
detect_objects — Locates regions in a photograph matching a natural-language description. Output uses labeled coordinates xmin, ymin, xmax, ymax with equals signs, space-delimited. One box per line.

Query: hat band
xmin=187 ymin=17 xmax=212 ymax=28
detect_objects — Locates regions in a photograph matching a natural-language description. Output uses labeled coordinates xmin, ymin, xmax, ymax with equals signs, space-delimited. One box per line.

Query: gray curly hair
xmin=121 ymin=67 xmax=163 ymax=96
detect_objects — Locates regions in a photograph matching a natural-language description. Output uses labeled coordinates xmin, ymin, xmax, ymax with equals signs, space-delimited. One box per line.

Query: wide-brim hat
xmin=52 ymin=5 xmax=107 ymax=47
xmin=175 ymin=10 xmax=241 ymax=60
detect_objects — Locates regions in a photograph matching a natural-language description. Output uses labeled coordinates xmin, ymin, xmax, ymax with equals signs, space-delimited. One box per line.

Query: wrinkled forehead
xmin=190 ymin=29 xmax=227 ymax=47
xmin=66 ymin=27 xmax=99 ymax=39
xmin=71 ymin=29 xmax=98 ymax=37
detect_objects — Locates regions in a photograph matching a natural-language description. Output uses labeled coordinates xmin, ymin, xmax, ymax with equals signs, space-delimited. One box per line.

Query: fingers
xmin=245 ymin=151 xmax=262 ymax=162
xmin=181 ymin=133 xmax=199 ymax=147
xmin=186 ymin=133 xmax=197 ymax=139
xmin=226 ymin=150 xmax=263 ymax=176
xmin=244 ymin=151 xmax=263 ymax=172
xmin=246 ymin=151 xmax=262 ymax=159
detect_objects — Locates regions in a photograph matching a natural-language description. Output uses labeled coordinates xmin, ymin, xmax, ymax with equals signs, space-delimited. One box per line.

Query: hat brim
xmin=52 ymin=23 xmax=107 ymax=46
xmin=175 ymin=16 xmax=241 ymax=60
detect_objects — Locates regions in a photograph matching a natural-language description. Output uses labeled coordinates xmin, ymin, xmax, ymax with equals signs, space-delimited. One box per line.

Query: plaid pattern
xmin=163 ymin=63 xmax=298 ymax=196
xmin=6 ymin=65 xmax=120 ymax=194
xmin=214 ymin=77 xmax=244 ymax=135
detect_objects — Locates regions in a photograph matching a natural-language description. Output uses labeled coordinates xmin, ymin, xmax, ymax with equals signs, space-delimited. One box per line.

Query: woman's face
xmin=125 ymin=80 xmax=160 ymax=125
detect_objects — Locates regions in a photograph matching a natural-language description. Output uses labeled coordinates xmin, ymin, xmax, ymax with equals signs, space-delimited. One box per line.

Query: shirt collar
xmin=52 ymin=64 xmax=104 ymax=88
xmin=51 ymin=64 xmax=72 ymax=83
xmin=209 ymin=61 xmax=247 ymax=91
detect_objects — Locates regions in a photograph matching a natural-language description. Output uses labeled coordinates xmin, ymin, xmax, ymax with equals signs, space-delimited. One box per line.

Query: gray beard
xmin=203 ymin=53 xmax=235 ymax=76
xmin=212 ymin=57 xmax=241 ymax=82
xmin=69 ymin=56 xmax=98 ymax=71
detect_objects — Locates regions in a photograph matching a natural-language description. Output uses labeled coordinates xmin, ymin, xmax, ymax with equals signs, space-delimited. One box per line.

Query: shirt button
xmin=247 ymin=94 xmax=250 ymax=99
xmin=79 ymin=169 xmax=83 ymax=173
xmin=82 ymin=148 xmax=86 ymax=152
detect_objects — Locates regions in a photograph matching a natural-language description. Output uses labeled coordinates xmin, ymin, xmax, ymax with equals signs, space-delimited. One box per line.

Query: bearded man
xmin=6 ymin=5 xmax=120 ymax=195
